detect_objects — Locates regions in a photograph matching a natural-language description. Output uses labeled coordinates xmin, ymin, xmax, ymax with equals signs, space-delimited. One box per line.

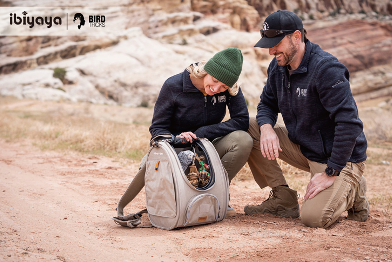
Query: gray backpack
xmin=113 ymin=137 xmax=229 ymax=230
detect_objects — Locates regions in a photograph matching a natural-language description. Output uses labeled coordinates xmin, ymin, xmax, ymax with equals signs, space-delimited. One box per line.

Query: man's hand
xmin=176 ymin=131 xmax=197 ymax=143
xmin=259 ymin=124 xmax=282 ymax=160
xmin=304 ymin=172 xmax=336 ymax=200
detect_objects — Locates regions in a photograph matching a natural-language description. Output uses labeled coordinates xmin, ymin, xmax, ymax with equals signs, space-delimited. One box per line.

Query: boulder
xmin=0 ymin=69 xmax=73 ymax=101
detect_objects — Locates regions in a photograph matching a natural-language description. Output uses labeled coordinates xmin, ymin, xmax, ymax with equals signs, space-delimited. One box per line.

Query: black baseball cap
xmin=255 ymin=10 xmax=303 ymax=48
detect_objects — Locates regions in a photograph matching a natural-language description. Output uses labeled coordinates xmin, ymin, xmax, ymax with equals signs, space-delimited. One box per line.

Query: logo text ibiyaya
xmin=9 ymin=11 xmax=62 ymax=28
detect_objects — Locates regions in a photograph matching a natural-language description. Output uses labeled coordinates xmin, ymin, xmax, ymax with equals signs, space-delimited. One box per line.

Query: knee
xmin=300 ymin=202 xmax=329 ymax=228
xmin=230 ymin=131 xmax=253 ymax=152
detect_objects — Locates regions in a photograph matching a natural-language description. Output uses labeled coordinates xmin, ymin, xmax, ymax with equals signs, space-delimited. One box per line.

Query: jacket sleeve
xmin=316 ymin=59 xmax=364 ymax=171
xmin=256 ymin=65 xmax=280 ymax=128
xmin=193 ymin=88 xmax=249 ymax=140
xmin=149 ymin=80 xmax=175 ymax=138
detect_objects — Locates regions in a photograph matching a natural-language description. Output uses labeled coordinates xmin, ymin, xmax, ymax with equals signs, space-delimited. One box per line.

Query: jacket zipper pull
xmin=288 ymin=81 xmax=291 ymax=89
xmin=204 ymin=96 xmax=207 ymax=107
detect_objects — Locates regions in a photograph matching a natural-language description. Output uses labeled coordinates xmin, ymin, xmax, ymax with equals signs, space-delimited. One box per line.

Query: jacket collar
xmin=279 ymin=40 xmax=312 ymax=75
xmin=182 ymin=69 xmax=200 ymax=93
xmin=295 ymin=40 xmax=312 ymax=74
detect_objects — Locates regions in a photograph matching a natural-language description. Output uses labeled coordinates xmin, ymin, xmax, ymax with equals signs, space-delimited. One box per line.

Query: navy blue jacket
xmin=256 ymin=41 xmax=367 ymax=171
xmin=150 ymin=69 xmax=249 ymax=141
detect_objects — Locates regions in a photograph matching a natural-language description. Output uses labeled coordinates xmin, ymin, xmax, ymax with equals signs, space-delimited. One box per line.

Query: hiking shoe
xmin=226 ymin=206 xmax=236 ymax=217
xmin=347 ymin=175 xmax=369 ymax=222
xmin=244 ymin=186 xmax=300 ymax=218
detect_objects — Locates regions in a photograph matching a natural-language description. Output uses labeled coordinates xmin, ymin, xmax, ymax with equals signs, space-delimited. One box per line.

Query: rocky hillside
xmin=0 ymin=0 xmax=391 ymax=106
xmin=248 ymin=0 xmax=392 ymax=19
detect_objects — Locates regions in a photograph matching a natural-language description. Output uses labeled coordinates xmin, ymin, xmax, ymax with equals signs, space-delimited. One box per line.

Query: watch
xmin=325 ymin=166 xmax=340 ymax=177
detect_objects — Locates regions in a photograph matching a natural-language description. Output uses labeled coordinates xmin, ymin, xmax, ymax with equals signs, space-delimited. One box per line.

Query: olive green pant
xmin=247 ymin=118 xmax=365 ymax=228
xmin=117 ymin=130 xmax=253 ymax=212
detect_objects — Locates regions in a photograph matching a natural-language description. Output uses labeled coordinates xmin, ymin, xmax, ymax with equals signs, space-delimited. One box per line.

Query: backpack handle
xmin=150 ymin=134 xmax=200 ymax=147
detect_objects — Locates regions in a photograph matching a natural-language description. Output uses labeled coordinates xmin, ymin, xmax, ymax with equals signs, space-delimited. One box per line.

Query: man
xmin=245 ymin=10 xmax=369 ymax=228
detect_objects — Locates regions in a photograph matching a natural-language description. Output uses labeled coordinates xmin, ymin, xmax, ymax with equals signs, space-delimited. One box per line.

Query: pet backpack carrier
xmin=113 ymin=136 xmax=229 ymax=230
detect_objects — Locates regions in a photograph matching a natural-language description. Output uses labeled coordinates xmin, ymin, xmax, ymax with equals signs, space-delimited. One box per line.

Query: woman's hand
xmin=177 ymin=132 xmax=197 ymax=143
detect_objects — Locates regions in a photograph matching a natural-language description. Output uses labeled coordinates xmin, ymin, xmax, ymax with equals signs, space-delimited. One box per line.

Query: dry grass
xmin=1 ymin=96 xmax=392 ymax=215
xmin=0 ymin=97 xmax=151 ymax=162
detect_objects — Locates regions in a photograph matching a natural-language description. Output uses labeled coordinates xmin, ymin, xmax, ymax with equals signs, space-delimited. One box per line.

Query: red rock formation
xmin=0 ymin=36 xmax=120 ymax=74
xmin=307 ymin=20 xmax=392 ymax=73
xmin=191 ymin=0 xmax=260 ymax=32
xmin=246 ymin=0 xmax=392 ymax=18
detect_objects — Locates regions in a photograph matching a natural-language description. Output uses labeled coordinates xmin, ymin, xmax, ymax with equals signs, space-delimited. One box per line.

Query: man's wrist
xmin=259 ymin=123 xmax=273 ymax=132
xmin=325 ymin=166 xmax=340 ymax=177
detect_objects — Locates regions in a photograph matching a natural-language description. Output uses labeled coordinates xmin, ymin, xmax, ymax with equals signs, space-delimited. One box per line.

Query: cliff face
xmin=307 ymin=19 xmax=392 ymax=73
xmin=190 ymin=0 xmax=261 ymax=31
xmin=0 ymin=0 xmax=391 ymax=105
xmin=247 ymin=0 xmax=392 ymax=19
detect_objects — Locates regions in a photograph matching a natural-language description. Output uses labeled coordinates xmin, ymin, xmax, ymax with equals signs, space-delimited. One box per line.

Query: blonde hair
xmin=186 ymin=62 xmax=240 ymax=96
xmin=186 ymin=61 xmax=208 ymax=79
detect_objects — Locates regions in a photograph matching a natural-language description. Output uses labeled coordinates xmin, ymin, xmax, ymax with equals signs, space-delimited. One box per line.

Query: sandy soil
xmin=1 ymin=137 xmax=392 ymax=262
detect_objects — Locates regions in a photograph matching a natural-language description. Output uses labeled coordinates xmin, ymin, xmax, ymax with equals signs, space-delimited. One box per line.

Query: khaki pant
xmin=247 ymin=118 xmax=365 ymax=228
xmin=117 ymin=130 xmax=253 ymax=210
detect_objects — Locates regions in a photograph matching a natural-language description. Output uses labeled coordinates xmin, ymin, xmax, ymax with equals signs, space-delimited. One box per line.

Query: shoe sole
xmin=244 ymin=204 xmax=300 ymax=218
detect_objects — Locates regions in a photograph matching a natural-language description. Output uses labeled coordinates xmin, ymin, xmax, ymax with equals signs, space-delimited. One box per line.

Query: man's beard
xmin=276 ymin=38 xmax=298 ymax=67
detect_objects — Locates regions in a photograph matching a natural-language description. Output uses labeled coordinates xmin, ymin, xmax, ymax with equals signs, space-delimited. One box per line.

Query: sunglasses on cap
xmin=260 ymin=29 xmax=295 ymax=38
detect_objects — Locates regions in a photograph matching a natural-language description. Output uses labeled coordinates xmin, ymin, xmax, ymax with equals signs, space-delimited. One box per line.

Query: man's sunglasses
xmin=260 ymin=29 xmax=295 ymax=38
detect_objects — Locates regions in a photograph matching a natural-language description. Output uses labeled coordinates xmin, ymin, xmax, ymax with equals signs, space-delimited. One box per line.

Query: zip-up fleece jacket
xmin=256 ymin=41 xmax=367 ymax=171
xmin=150 ymin=69 xmax=249 ymax=141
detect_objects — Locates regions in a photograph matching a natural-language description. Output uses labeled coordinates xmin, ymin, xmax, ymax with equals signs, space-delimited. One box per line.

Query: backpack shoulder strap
xmin=115 ymin=158 xmax=146 ymax=216
xmin=112 ymin=147 xmax=153 ymax=228
xmin=113 ymin=135 xmax=179 ymax=228
xmin=113 ymin=209 xmax=148 ymax=228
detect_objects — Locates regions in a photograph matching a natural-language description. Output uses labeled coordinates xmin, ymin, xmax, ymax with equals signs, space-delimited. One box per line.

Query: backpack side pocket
xmin=145 ymin=160 xmax=176 ymax=218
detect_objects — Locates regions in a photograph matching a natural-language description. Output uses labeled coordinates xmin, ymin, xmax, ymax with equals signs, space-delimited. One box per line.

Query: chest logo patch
xmin=211 ymin=96 xmax=217 ymax=105
xmin=218 ymin=95 xmax=226 ymax=103
xmin=296 ymin=87 xmax=307 ymax=97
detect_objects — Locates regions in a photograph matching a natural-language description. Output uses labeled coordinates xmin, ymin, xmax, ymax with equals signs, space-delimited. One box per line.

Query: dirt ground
xmin=1 ymin=142 xmax=392 ymax=262
xmin=1 ymin=99 xmax=392 ymax=261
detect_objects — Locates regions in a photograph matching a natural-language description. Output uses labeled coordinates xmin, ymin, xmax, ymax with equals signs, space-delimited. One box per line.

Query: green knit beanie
xmin=204 ymin=47 xmax=243 ymax=88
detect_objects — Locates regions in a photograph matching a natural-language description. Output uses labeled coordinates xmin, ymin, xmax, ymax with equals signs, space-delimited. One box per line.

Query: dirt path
xmin=1 ymin=140 xmax=392 ymax=262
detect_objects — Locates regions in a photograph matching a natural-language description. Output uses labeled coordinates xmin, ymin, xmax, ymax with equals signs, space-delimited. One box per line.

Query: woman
xmin=119 ymin=47 xmax=252 ymax=216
